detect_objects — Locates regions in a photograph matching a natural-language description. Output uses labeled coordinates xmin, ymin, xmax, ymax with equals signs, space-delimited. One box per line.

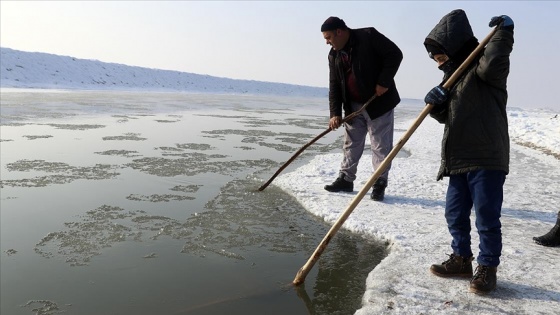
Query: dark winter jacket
xmin=425 ymin=9 xmax=514 ymax=180
xmin=328 ymin=27 xmax=403 ymax=120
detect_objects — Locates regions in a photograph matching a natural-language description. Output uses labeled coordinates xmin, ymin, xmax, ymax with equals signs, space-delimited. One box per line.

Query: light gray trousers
xmin=339 ymin=102 xmax=394 ymax=183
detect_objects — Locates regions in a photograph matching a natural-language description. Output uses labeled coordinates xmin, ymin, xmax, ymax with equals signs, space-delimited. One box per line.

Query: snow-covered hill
xmin=0 ymin=47 xmax=328 ymax=97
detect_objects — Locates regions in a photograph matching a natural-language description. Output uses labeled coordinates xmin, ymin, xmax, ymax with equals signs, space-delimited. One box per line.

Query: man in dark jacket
xmin=321 ymin=16 xmax=403 ymax=201
xmin=423 ymin=10 xmax=514 ymax=294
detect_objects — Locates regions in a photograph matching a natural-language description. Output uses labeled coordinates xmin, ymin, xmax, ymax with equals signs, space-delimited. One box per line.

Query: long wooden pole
xmin=293 ymin=27 xmax=498 ymax=286
xmin=257 ymin=94 xmax=377 ymax=191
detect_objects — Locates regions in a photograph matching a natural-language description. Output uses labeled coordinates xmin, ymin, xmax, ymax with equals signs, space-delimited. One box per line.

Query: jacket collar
xmin=342 ymin=29 xmax=357 ymax=52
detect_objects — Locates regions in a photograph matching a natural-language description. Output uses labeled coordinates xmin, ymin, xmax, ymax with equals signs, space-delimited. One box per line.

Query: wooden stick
xmin=257 ymin=94 xmax=377 ymax=191
xmin=293 ymin=27 xmax=498 ymax=286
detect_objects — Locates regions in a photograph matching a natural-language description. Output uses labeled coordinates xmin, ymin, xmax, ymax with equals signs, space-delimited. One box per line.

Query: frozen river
xmin=0 ymin=90 xmax=428 ymax=315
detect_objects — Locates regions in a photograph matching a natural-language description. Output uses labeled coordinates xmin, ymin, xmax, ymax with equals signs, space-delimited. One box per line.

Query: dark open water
xmin=0 ymin=90 xmax=395 ymax=315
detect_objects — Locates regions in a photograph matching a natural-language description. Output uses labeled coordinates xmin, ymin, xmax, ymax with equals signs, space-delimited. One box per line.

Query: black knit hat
xmin=321 ymin=16 xmax=347 ymax=32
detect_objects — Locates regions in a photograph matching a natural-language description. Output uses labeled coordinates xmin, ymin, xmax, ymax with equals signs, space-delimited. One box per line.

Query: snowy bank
xmin=275 ymin=107 xmax=560 ymax=314
xmin=0 ymin=47 xmax=327 ymax=97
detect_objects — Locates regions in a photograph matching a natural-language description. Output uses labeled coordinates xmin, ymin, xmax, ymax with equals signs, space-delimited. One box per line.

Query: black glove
xmin=424 ymin=86 xmax=448 ymax=108
xmin=489 ymin=15 xmax=514 ymax=32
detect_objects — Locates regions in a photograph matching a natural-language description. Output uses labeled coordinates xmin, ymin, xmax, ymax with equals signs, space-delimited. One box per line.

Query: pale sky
xmin=1 ymin=1 xmax=559 ymax=110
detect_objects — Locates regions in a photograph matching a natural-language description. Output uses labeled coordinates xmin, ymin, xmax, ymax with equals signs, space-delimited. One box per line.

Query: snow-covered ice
xmin=275 ymin=107 xmax=559 ymax=314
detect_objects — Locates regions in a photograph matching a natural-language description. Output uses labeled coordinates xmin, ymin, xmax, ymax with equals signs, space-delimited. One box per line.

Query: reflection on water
xmin=0 ymin=91 xmax=394 ymax=315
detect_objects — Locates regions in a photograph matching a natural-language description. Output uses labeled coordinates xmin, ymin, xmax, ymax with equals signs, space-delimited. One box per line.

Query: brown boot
xmin=430 ymin=253 xmax=473 ymax=278
xmin=469 ymin=265 xmax=497 ymax=294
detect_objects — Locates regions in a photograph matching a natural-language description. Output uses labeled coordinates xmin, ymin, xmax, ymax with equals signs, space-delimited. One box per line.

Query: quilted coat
xmin=425 ymin=9 xmax=514 ymax=180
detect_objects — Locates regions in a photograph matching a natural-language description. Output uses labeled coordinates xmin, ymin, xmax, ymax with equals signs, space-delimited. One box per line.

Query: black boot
xmin=324 ymin=175 xmax=353 ymax=192
xmin=533 ymin=211 xmax=560 ymax=247
xmin=370 ymin=178 xmax=387 ymax=201
xmin=469 ymin=265 xmax=497 ymax=294
xmin=430 ymin=253 xmax=474 ymax=278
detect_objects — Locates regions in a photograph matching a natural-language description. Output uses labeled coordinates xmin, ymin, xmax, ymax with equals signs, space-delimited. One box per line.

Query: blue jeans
xmin=445 ymin=170 xmax=506 ymax=267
